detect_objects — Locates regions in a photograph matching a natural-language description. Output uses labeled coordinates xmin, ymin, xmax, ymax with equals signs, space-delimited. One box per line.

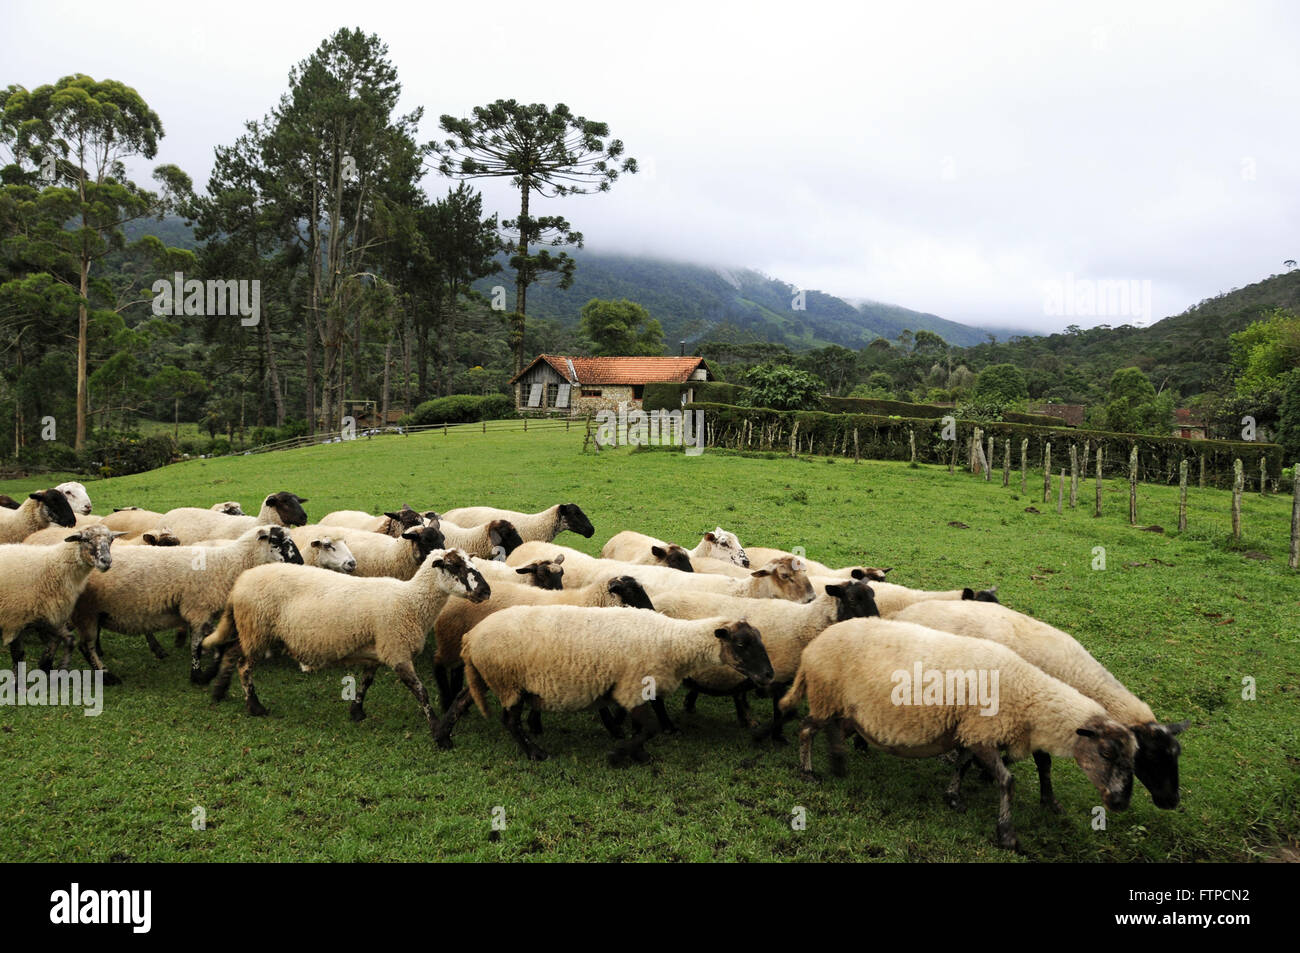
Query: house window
xmin=581 ymin=389 xmax=602 ymax=398
xmin=555 ymin=384 xmax=571 ymax=409
xmin=526 ymin=383 xmax=542 ymax=408
xmin=632 ymin=385 xmax=645 ymax=400
xmin=546 ymin=383 xmax=559 ymax=407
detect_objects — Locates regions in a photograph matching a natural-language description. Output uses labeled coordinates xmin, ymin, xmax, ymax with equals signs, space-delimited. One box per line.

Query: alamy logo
xmin=1043 ymin=274 xmax=1151 ymax=324
xmin=890 ymin=662 xmax=1000 ymax=716
xmin=152 ymin=271 xmax=260 ymax=326
xmin=0 ymin=664 xmax=103 ymax=716
xmin=49 ymin=883 xmax=151 ymax=933
xmin=595 ymin=403 xmax=705 ymax=456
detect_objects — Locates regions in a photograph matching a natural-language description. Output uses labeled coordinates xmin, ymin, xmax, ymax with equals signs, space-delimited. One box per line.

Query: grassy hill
xmin=0 ymin=429 xmax=1294 ymax=861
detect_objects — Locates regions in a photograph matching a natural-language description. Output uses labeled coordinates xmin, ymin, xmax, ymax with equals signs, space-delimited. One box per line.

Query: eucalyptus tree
xmin=433 ymin=100 xmax=636 ymax=373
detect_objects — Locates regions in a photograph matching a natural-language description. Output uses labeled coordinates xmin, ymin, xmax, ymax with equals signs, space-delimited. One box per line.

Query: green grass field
xmin=1 ymin=429 xmax=1297 ymax=861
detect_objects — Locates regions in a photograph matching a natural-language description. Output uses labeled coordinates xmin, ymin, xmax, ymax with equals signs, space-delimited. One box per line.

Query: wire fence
xmin=240 ymin=416 xmax=578 ymax=455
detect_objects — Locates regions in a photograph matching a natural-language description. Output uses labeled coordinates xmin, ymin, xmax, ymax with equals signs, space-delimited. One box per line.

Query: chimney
xmin=679 ymin=340 xmax=686 ymax=356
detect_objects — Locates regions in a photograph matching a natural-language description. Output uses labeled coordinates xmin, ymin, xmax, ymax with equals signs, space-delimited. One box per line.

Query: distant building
xmin=1172 ymin=408 xmax=1207 ymax=440
xmin=510 ymin=355 xmax=713 ymax=416
xmin=1027 ymin=403 xmax=1086 ymax=427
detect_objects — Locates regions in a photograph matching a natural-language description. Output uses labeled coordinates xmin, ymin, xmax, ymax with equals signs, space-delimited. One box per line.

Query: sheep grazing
xmin=420 ymin=514 xmax=523 ymax=560
xmin=602 ymin=528 xmax=748 ymax=569
xmin=856 ymin=576 xmax=999 ymax=616
xmin=0 ymin=489 xmax=78 ymax=544
xmin=438 ymin=503 xmax=594 ymax=543
xmin=656 ymin=579 xmax=880 ymax=741
xmin=506 ymin=543 xmax=815 ymax=602
xmin=0 ymin=525 xmax=122 ymax=668
xmin=203 ymin=549 xmax=489 ymax=745
xmin=69 ymin=525 xmax=303 ymax=684
xmin=780 ymin=617 xmax=1137 ymax=850
xmin=471 ymin=553 xmax=566 ymax=592
xmin=432 ymin=574 xmax=655 ymax=712
xmin=290 ymin=524 xmax=445 ymax=579
xmin=891 ymin=599 xmax=1187 ymax=810
xmin=436 ymin=605 xmax=774 ymax=766
xmin=598 ymin=531 xmax=695 ymax=572
xmin=155 ymin=491 xmax=309 ymax=544
xmin=319 ymin=504 xmax=426 ymax=537
xmin=55 ymin=482 xmax=93 ymax=517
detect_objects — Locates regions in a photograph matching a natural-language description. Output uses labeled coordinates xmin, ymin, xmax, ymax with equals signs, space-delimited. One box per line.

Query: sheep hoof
xmin=101 ymin=671 xmax=122 ymax=687
xmin=997 ymin=831 xmax=1021 ymax=852
xmin=769 ymin=732 xmax=789 ymax=747
xmin=527 ymin=748 xmax=548 ymax=762
xmin=798 ymin=768 xmax=820 ymax=783
xmin=434 ymin=734 xmax=454 ymax=751
xmin=607 ymin=749 xmax=631 ymax=768
xmin=1042 ymin=797 xmax=1064 ymax=815
xmin=247 ymin=700 xmax=269 ymax=717
xmin=946 ymin=794 xmax=967 ymax=813
xmin=349 ymin=705 xmax=366 ymax=723
xmin=189 ymin=669 xmax=206 ymax=685
xmin=629 ymin=747 xmax=651 ymax=764
xmin=829 ymin=754 xmax=847 ymax=777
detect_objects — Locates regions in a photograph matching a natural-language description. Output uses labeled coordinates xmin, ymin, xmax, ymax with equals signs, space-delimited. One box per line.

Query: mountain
xmin=472 ymin=250 xmax=1007 ymax=349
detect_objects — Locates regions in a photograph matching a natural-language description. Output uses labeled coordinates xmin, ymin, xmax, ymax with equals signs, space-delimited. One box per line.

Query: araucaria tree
xmin=432 ymin=100 xmax=636 ymax=373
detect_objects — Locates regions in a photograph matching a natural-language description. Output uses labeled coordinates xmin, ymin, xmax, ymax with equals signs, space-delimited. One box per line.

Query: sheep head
xmin=311 ymin=536 xmax=357 ymax=574
xmin=515 ymin=557 xmax=565 ymax=590
xmin=1073 ymin=717 xmax=1137 ymax=812
xmin=427 ymin=549 xmax=490 ymax=604
xmin=487 ymin=519 xmax=524 ymax=557
xmin=558 ymin=503 xmax=594 ymax=538
xmin=824 ymin=580 xmax=879 ymax=620
xmin=264 ymin=491 xmax=309 ymax=526
xmin=750 ymin=556 xmax=815 ymax=603
xmin=715 ymin=621 xmax=773 ymax=689
xmin=1131 ymin=720 xmax=1188 ymax=809
xmin=32 ymin=488 xmax=77 ymax=528
xmin=701 ymin=527 xmax=748 ymax=567
xmin=66 ymin=525 xmax=122 ymax=572
xmin=650 ymin=544 xmax=693 ymax=572
xmin=606 ymin=575 xmax=654 ymax=610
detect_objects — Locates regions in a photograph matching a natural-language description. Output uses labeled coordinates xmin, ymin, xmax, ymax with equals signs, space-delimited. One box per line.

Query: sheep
xmin=155 ymin=491 xmax=309 ymax=544
xmin=55 ymin=482 xmax=93 ymax=517
xmin=435 ymin=605 xmax=774 ymax=766
xmin=431 ymin=574 xmax=655 ymax=712
xmin=202 ymin=548 xmax=489 ymax=745
xmin=0 ymin=495 xmax=18 ymax=509
xmin=891 ymin=599 xmax=1187 ymax=810
xmin=302 ymin=535 xmax=357 ymax=574
xmin=318 ymin=504 xmax=426 ymax=537
xmin=0 ymin=525 xmax=122 ymax=668
xmin=21 ymin=515 xmax=110 ymax=546
xmin=653 ymin=579 xmax=881 ymax=741
xmin=99 ymin=508 xmax=166 ymax=536
xmin=69 ymin=524 xmax=303 ymax=684
xmin=780 ymin=616 xmax=1137 ymax=850
xmin=421 ymin=515 xmax=523 ymax=560
xmin=211 ymin=501 xmax=245 ymax=515
xmin=0 ymin=489 xmax=78 ymax=544
xmin=506 ymin=543 xmax=815 ymax=602
xmin=290 ymin=524 xmax=445 ymax=580
xmin=602 ymin=528 xmax=748 ymax=568
xmin=597 ymin=531 xmax=695 ymax=572
xmin=438 ymin=503 xmax=594 ymax=542
xmin=849 ymin=576 xmax=1000 ymax=616
xmin=470 ymin=553 xmax=566 ymax=592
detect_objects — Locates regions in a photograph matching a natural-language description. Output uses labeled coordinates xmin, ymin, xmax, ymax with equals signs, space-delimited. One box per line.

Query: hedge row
xmin=1003 ymin=410 xmax=1076 ymax=427
xmin=820 ymin=396 xmax=951 ymax=418
xmin=684 ymin=403 xmax=1285 ymax=488
xmin=642 ymin=381 xmax=745 ymax=412
xmin=399 ymin=394 xmax=514 ymax=426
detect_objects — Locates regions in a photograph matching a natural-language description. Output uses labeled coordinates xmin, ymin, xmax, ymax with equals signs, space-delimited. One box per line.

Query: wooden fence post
xmin=1128 ymin=446 xmax=1138 ymax=525
xmin=1043 ymin=442 xmax=1051 ymax=503
xmin=523 ymin=417 xmax=527 ymax=432
xmin=1095 ymin=447 xmax=1103 ymax=517
xmin=1058 ymin=468 xmax=1064 ymax=514
xmin=1232 ymin=459 xmax=1243 ymax=539
xmin=969 ymin=427 xmax=980 ymax=474
xmin=853 ymin=428 xmax=860 ymax=463
xmin=908 ymin=428 xmax=916 ymax=466
xmin=1081 ymin=440 xmax=1090 ymax=477
xmin=1178 ymin=459 xmax=1188 ymax=532
xmin=976 ymin=437 xmax=990 ymax=481
xmin=1002 ymin=438 xmax=1010 ymax=487
xmin=1020 ymin=439 xmax=1028 ymax=495
xmin=482 ymin=420 xmax=486 ymax=434
xmin=949 ymin=430 xmax=957 ymax=475
xmin=789 ymin=421 xmax=799 ymax=457
xmin=1260 ymin=456 xmax=1267 ymax=496
xmin=987 ymin=435 xmax=994 ymax=481
xmin=1290 ymin=462 xmax=1299 ymax=569
xmin=1199 ymin=453 xmax=1205 ymax=489
xmin=1069 ymin=444 xmax=1078 ymax=508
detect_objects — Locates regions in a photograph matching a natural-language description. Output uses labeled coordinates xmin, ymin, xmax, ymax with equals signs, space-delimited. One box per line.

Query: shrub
xmin=82 ymin=433 xmax=176 ymax=476
xmin=643 ymin=381 xmax=745 ymax=411
xmin=399 ymin=393 xmax=513 ymax=427
xmin=740 ymin=364 xmax=825 ymax=411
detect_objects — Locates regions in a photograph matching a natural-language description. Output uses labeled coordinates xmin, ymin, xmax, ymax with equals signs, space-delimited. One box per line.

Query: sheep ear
xmin=553 ymin=553 xmax=565 ymax=564
xmin=1076 ymin=727 xmax=1097 ymax=738
xmin=29 ymin=492 xmax=43 ymax=501
xmin=64 ymin=534 xmax=82 ymax=543
xmin=1166 ymin=720 xmax=1189 ymax=736
xmin=401 ymin=529 xmax=421 ymax=540
xmin=143 ymin=534 xmax=158 ymax=545
xmin=850 ymin=568 xmax=867 ymax=580
xmin=108 ymin=531 xmax=126 ymax=539
xmin=384 ymin=512 xmax=402 ymax=521
xmin=703 ymin=532 xmax=716 ymax=542
xmin=311 ymin=539 xmax=323 ymax=548
xmin=294 ymin=496 xmax=308 ymax=503
xmin=651 ymin=545 xmax=666 ymax=559
xmin=751 ymin=568 xmax=771 ymax=577
xmin=257 ymin=528 xmax=271 ymax=539
xmin=714 ymin=627 xmax=731 ymax=640
xmin=961 ymin=587 xmax=976 ymax=600
xmin=515 ymin=566 xmax=533 ymax=574
xmin=825 ymin=584 xmax=844 ymax=597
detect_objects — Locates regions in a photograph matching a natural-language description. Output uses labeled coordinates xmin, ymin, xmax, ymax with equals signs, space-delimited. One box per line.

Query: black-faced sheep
xmin=289 ymin=524 xmax=445 ymax=579
xmin=438 ymin=503 xmax=594 ymax=542
xmin=155 ymin=491 xmax=309 ymax=544
xmin=0 ymin=489 xmax=77 ymax=544
xmin=602 ymin=529 xmax=747 ymax=569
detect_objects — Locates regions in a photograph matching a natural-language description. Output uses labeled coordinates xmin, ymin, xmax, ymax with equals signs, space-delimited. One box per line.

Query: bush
xmin=821 ymin=396 xmax=950 ymax=418
xmin=399 ymin=393 xmax=514 ymax=427
xmin=643 ymin=381 xmax=745 ymax=412
xmin=740 ymin=364 xmax=825 ymax=411
xmin=82 ymin=433 xmax=176 ymax=476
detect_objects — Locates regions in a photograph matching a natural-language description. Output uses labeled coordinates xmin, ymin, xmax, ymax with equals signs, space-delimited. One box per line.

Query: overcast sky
xmin=5 ymin=0 xmax=1297 ymax=333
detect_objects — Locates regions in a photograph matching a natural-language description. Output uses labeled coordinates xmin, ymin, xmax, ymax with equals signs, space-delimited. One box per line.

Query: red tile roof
xmin=511 ymin=355 xmax=711 ymax=386
xmin=1173 ymin=408 xmax=1202 ymax=424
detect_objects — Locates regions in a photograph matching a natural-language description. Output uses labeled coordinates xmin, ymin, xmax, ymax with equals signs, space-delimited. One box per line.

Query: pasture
xmin=0 ymin=428 xmax=1296 ymax=862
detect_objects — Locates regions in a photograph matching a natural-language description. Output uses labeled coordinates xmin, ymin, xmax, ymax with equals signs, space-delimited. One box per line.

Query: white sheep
xmin=427 ymin=515 xmax=524 ymax=560
xmin=438 ymin=503 xmax=595 ymax=542
xmin=55 ymin=482 xmax=93 ymax=517
xmin=318 ymin=504 xmax=425 ymax=537
xmin=290 ymin=524 xmax=445 ymax=579
xmin=202 ymin=549 xmax=488 ymax=743
xmin=891 ymin=599 xmax=1187 ymax=810
xmin=0 ymin=489 xmax=78 ymax=544
xmin=470 ymin=553 xmax=566 ymax=592
xmin=506 ymin=543 xmax=815 ymax=602
xmin=99 ymin=508 xmax=166 ymax=536
xmin=780 ymin=616 xmax=1137 ymax=850
xmin=652 ymin=579 xmax=880 ymax=741
xmin=69 ymin=524 xmax=303 ymax=684
xmin=431 ymin=574 xmax=655 ymax=714
xmin=302 ymin=535 xmax=357 ymax=574
xmin=0 ymin=525 xmax=121 ymax=668
xmin=596 ymin=531 xmax=696 ymax=572
xmin=602 ymin=528 xmax=748 ymax=568
xmin=155 ymin=491 xmax=309 ymax=544
xmin=435 ymin=605 xmax=775 ymax=765
xmin=21 ymin=514 xmax=109 ymax=546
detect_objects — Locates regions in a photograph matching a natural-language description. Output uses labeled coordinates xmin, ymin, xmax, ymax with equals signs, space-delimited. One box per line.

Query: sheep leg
xmin=1032 ymin=750 xmax=1063 ymax=813
xmin=651 ymin=698 xmax=678 ymax=734
xmin=78 ymin=622 xmax=122 ymax=686
xmin=173 ymin=629 xmax=188 ymax=648
xmin=608 ymin=702 xmax=659 ymax=767
xmin=8 ymin=638 xmax=24 ymax=668
xmin=945 ymin=748 xmax=976 ymax=812
xmin=825 ymin=718 xmax=847 ymax=776
xmin=143 ymin=632 xmax=168 ymax=660
xmin=434 ymin=687 xmax=474 ymax=749
xmin=797 ymin=716 xmax=825 ymax=778
xmin=236 ymin=650 xmax=269 ymax=717
xmin=732 ymin=690 xmax=759 ymax=730
xmin=189 ymin=624 xmax=212 ymax=684
xmin=598 ymin=706 xmax=626 ymax=739
xmin=684 ymin=689 xmax=699 ymax=714
xmin=970 ymin=746 xmax=1019 ymax=851
xmin=392 ymin=660 xmax=438 ymax=743
xmin=754 ymin=685 xmax=791 ymax=745
xmin=350 ymin=665 xmax=379 ymax=722
xmin=210 ymin=644 xmax=240 ymax=702
xmin=503 ymin=701 xmax=547 ymax=761
xmin=433 ymin=663 xmax=453 ymax=713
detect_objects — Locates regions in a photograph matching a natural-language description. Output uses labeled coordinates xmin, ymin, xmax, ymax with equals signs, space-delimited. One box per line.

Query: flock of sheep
xmin=0 ymin=482 xmax=1188 ymax=851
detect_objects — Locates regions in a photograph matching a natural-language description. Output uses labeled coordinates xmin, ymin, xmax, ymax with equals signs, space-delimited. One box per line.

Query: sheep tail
xmin=201 ymin=604 xmax=237 ymax=651
xmin=779 ymin=667 xmax=807 ymax=713
xmin=464 ymin=660 xmax=490 ymax=718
